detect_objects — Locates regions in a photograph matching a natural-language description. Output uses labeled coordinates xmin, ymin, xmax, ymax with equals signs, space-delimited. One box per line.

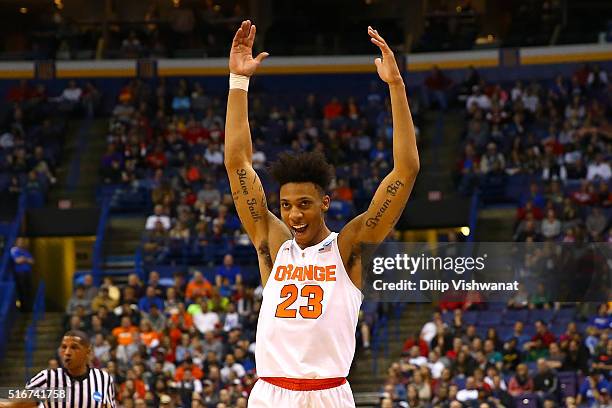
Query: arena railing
xmin=369 ymin=303 xmax=430 ymax=383
xmin=0 ymin=192 xmax=27 ymax=282
xmin=0 ymin=281 xmax=17 ymax=362
xmin=0 ymin=43 xmax=610 ymax=85
xmin=467 ymin=190 xmax=480 ymax=243
xmin=92 ymin=195 xmax=112 ymax=286
xmin=24 ymin=281 xmax=46 ymax=383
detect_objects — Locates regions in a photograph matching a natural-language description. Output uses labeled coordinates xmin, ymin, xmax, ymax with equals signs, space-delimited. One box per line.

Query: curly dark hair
xmin=269 ymin=151 xmax=334 ymax=193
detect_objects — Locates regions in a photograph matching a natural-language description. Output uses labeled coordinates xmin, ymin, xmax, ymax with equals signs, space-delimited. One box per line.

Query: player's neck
xmin=66 ymin=365 xmax=89 ymax=380
xmin=296 ymin=225 xmax=332 ymax=250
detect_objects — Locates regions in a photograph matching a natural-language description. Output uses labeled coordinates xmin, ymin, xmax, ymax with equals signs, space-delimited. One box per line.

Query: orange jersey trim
xmin=260 ymin=377 xmax=346 ymax=391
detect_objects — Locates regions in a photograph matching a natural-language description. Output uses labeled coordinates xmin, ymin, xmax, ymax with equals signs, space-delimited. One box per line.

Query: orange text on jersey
xmin=274 ymin=264 xmax=337 ymax=282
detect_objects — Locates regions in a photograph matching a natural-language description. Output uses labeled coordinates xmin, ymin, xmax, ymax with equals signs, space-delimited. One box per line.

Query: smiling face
xmin=279 ymin=182 xmax=330 ymax=248
xmin=59 ymin=336 xmax=89 ymax=375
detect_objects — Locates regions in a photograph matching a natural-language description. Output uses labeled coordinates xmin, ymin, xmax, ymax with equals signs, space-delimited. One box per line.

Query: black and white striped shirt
xmin=26 ymin=367 xmax=116 ymax=408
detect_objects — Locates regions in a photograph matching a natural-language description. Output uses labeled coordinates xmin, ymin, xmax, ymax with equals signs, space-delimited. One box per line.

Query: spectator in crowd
xmin=92 ymin=287 xmax=119 ymax=313
xmin=138 ymin=286 xmax=165 ymax=314
xmin=541 ymin=209 xmax=562 ymax=239
xmin=81 ymin=273 xmax=98 ymax=301
xmin=424 ymin=66 xmax=453 ymax=110
xmin=533 ymin=358 xmax=560 ymax=402
xmin=586 ymin=207 xmax=608 ymax=240
xmin=10 ymin=237 xmax=35 ymax=311
xmin=587 ymin=154 xmax=611 ymax=181
xmin=466 ymin=85 xmax=491 ymax=111
xmin=215 ymin=254 xmax=242 ymax=286
xmin=145 ymin=204 xmax=172 ymax=230
xmin=66 ymin=285 xmax=92 ymax=315
xmin=508 ymin=363 xmax=534 ymax=396
xmin=577 ymin=371 xmax=611 ymax=407
xmin=185 ymin=271 xmax=213 ymax=301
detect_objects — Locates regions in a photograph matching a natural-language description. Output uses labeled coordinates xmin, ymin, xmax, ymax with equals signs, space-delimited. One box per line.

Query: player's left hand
xmin=368 ymin=26 xmax=403 ymax=86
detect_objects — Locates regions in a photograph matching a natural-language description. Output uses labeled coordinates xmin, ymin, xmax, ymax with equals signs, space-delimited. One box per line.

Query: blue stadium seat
xmin=442 ymin=311 xmax=453 ymax=326
xmin=475 ymin=326 xmax=488 ymax=339
xmin=503 ymin=309 xmax=528 ymax=324
xmin=498 ymin=325 xmax=514 ymax=341
xmin=463 ymin=311 xmax=478 ymax=325
xmin=528 ymin=309 xmax=554 ymax=323
xmin=487 ymin=302 xmax=506 ymax=312
xmin=525 ymin=361 xmax=537 ymax=373
xmin=559 ymin=372 xmax=577 ymax=398
xmin=554 ymin=307 xmax=576 ymax=322
xmin=477 ymin=311 xmax=502 ymax=326
xmin=551 ymin=322 xmax=566 ymax=337
xmin=523 ymin=324 xmax=536 ymax=337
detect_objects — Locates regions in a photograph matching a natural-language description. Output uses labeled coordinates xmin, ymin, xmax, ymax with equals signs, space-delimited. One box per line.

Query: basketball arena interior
xmin=0 ymin=0 xmax=610 ymax=407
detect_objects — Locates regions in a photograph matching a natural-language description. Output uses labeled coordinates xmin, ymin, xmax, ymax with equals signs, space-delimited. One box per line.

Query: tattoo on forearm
xmin=366 ymin=180 xmax=405 ymax=228
xmin=235 ymin=168 xmax=263 ymax=221
xmin=247 ymin=197 xmax=262 ymax=222
xmin=237 ymin=168 xmax=249 ymax=196
xmin=366 ymin=198 xmax=392 ymax=228
xmin=386 ymin=180 xmax=404 ymax=196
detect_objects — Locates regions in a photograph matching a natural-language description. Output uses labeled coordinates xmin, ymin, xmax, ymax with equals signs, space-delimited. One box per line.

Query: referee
xmin=0 ymin=330 xmax=116 ymax=408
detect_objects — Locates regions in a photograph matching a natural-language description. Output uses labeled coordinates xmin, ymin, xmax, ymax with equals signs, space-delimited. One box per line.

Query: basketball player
xmin=225 ymin=20 xmax=419 ymax=407
xmin=0 ymin=330 xmax=116 ymax=408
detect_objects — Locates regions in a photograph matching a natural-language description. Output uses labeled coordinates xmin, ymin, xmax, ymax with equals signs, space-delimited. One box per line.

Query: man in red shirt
xmin=526 ymin=320 xmax=556 ymax=350
xmin=424 ymin=65 xmax=453 ymax=110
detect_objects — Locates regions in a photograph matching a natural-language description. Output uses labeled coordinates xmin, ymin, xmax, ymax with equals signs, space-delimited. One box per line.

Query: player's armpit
xmin=338 ymin=170 xmax=416 ymax=287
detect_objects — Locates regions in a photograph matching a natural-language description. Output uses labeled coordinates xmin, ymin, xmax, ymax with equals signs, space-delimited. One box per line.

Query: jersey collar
xmin=292 ymin=231 xmax=336 ymax=252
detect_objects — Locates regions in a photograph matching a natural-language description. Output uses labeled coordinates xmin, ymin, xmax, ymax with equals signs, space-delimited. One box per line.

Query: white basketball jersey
xmin=255 ymin=232 xmax=363 ymax=378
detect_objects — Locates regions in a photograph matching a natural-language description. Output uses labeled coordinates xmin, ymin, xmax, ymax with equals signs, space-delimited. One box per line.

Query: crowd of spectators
xmin=450 ymin=63 xmax=611 ymax=243
xmin=62 ymin=256 xmax=378 ymax=408
xmin=63 ymin=268 xmax=263 ymax=407
xmin=0 ymin=79 xmax=101 ymax=209
xmin=7 ymin=2 xmax=249 ymax=60
xmin=100 ymin=77 xmax=420 ymax=268
xmin=379 ymin=302 xmax=611 ymax=408
xmin=90 ymin=73 xmax=420 ymax=406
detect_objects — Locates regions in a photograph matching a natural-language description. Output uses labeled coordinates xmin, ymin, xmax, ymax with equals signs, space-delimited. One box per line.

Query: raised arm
xmin=339 ymin=27 xmax=419 ymax=285
xmin=224 ymin=20 xmax=291 ymax=285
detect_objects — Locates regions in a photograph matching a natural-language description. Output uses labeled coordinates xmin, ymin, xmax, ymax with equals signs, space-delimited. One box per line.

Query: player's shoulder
xmin=26 ymin=368 xmax=50 ymax=388
xmin=91 ymin=366 xmax=113 ymax=380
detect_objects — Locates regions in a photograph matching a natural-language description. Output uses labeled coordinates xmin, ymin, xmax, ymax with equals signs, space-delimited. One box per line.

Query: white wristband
xmin=229 ymin=73 xmax=249 ymax=91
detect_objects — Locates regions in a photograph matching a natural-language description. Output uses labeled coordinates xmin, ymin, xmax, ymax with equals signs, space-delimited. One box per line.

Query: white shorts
xmin=248 ymin=378 xmax=356 ymax=408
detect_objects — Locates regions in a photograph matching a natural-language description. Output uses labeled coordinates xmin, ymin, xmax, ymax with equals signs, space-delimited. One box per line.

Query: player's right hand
xmin=229 ymin=20 xmax=269 ymax=77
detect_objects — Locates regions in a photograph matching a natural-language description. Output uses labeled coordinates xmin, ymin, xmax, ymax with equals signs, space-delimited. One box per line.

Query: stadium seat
xmin=550 ymin=322 xmax=566 ymax=337
xmin=477 ymin=311 xmax=502 ymax=326
xmin=442 ymin=311 xmax=453 ymax=325
xmin=554 ymin=307 xmax=576 ymax=322
xmin=558 ymin=372 xmax=577 ymax=398
xmin=498 ymin=325 xmax=514 ymax=341
xmin=503 ymin=309 xmax=528 ymax=324
xmin=487 ymin=302 xmax=506 ymax=312
xmin=463 ymin=311 xmax=478 ymax=325
xmin=528 ymin=309 xmax=554 ymax=323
